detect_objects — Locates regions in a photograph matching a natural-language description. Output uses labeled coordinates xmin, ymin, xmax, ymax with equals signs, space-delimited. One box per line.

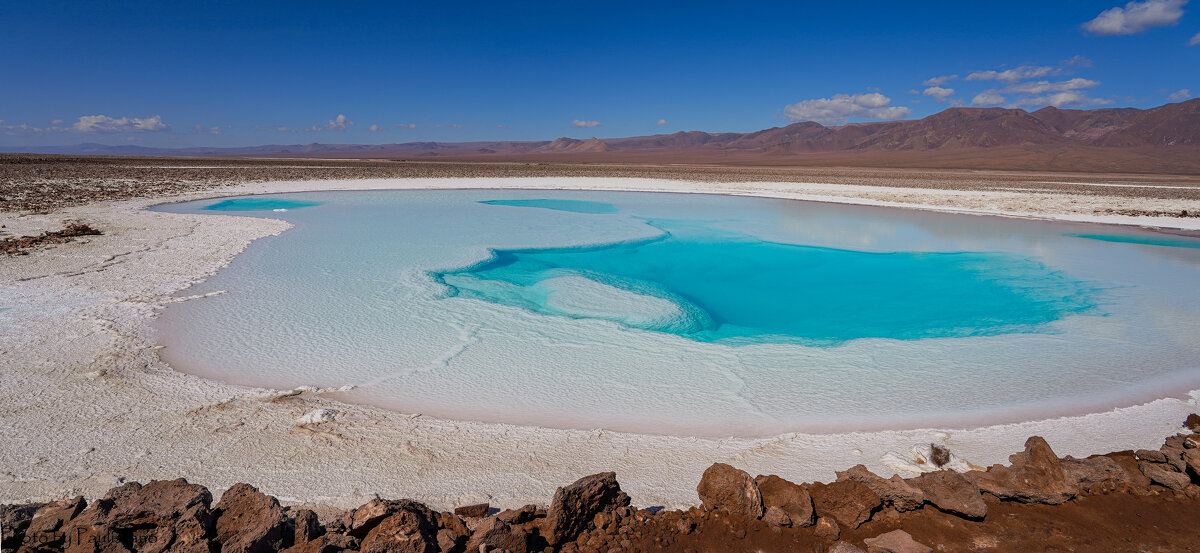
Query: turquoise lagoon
xmin=153 ymin=191 xmax=1200 ymax=436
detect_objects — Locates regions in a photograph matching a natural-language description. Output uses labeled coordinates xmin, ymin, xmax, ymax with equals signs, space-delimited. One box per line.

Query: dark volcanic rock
xmin=754 ymin=474 xmax=814 ymax=527
xmin=908 ymin=471 xmax=987 ymax=520
xmin=214 ymin=484 xmax=287 ymax=553
xmin=968 ymin=436 xmax=1076 ymax=504
xmin=543 ymin=472 xmax=630 ymax=546
xmin=697 ymin=464 xmax=764 ymax=520
xmin=836 ymin=465 xmax=924 ymax=512
xmin=809 ymin=480 xmax=880 ymax=529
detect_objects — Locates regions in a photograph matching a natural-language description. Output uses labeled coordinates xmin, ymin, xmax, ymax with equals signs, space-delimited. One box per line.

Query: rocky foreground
xmin=5 ymin=417 xmax=1200 ymax=553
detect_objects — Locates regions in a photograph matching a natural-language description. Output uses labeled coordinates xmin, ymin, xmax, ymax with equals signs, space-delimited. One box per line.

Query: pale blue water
xmin=1069 ymin=233 xmax=1200 ymax=250
xmin=479 ymin=199 xmax=618 ymax=213
xmin=151 ymin=190 xmax=1200 ymax=436
xmin=203 ymin=198 xmax=322 ymax=211
xmin=437 ymin=218 xmax=1099 ymax=345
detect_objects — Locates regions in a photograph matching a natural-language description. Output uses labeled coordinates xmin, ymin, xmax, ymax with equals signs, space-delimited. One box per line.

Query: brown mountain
xmin=13 ymin=99 xmax=1200 ymax=173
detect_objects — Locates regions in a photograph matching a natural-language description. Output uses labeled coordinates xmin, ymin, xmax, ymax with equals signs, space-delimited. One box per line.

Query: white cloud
xmin=71 ymin=114 xmax=170 ymax=133
xmin=966 ymin=65 xmax=1060 ymax=82
xmin=1191 ymin=31 xmax=1200 ymax=44
xmin=923 ymin=74 xmax=958 ymax=86
xmin=1169 ymin=88 xmax=1193 ymax=100
xmin=193 ymin=125 xmax=224 ymax=135
xmin=656 ymin=119 xmax=668 ymax=125
xmin=395 ymin=123 xmax=418 ymax=129
xmin=0 ymin=122 xmax=53 ymax=135
xmin=971 ymin=91 xmax=1007 ymax=106
xmin=275 ymin=126 xmax=295 ymax=133
xmin=367 ymin=124 xmax=385 ymax=132
xmin=446 ymin=123 xmax=463 ymax=129
xmin=308 ymin=114 xmax=353 ymax=131
xmin=782 ymin=92 xmax=910 ymax=125
xmin=1083 ymin=0 xmax=1187 ymax=35
xmin=1012 ymin=91 xmax=1114 ymax=108
xmin=496 ymin=124 xmax=508 ymax=129
xmin=922 ymin=86 xmax=955 ymax=102
xmin=51 ymin=119 xmax=64 ymax=125
xmin=572 ymin=120 xmax=602 ymax=128
xmin=1062 ymin=55 xmax=1094 ymax=67
xmin=1003 ymin=78 xmax=1101 ymax=94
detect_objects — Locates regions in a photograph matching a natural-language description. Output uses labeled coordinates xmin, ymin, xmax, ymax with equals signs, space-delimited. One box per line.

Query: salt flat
xmin=2 ymin=175 xmax=1199 ymax=512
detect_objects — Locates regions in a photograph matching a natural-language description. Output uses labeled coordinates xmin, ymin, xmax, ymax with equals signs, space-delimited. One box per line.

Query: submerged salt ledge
xmin=2 ymin=176 xmax=1199 ymax=511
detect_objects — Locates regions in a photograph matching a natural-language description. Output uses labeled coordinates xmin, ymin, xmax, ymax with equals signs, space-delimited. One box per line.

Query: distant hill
xmin=9 ymin=99 xmax=1200 ymax=173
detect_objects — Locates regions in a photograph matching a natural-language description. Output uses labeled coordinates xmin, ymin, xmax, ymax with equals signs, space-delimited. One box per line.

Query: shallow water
xmin=153 ymin=190 xmax=1200 ymax=436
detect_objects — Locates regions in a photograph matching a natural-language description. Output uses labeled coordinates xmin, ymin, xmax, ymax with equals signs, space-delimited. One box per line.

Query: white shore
xmin=2 ymin=177 xmax=1199 ymax=512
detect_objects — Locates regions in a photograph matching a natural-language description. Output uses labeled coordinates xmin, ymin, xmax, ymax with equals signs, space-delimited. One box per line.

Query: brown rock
xmin=1185 ymin=413 xmax=1200 ymax=432
xmin=812 ymin=516 xmax=840 ymax=541
xmin=761 ymin=506 xmax=791 ymax=527
xmin=863 ymin=529 xmax=932 ymax=553
xmin=346 ymin=499 xmax=435 ymax=538
xmin=830 ymin=542 xmax=867 ymax=553
xmin=358 ymin=509 xmax=438 ymax=553
xmin=2 ymin=503 xmax=44 ymax=552
xmin=214 ymin=483 xmax=287 ymax=553
xmin=1061 ymin=455 xmax=1130 ymax=494
xmin=809 ymin=480 xmax=880 ymax=530
xmin=291 ymin=509 xmax=323 ymax=544
xmin=1160 ymin=438 xmax=1188 ymax=472
xmin=968 ymin=436 xmax=1076 ymax=504
xmin=463 ymin=516 xmax=529 ymax=553
xmin=908 ymin=471 xmax=986 ymax=520
xmin=753 ymin=475 xmax=814 ymax=527
xmin=544 ymin=472 xmax=630 ymax=546
xmin=434 ymin=529 xmax=460 ymax=553
xmin=1136 ymin=449 xmax=1167 ymax=463
xmin=697 ymin=464 xmax=763 ymax=520
xmin=1183 ymin=448 xmax=1200 ymax=479
xmin=21 ymin=497 xmax=86 ymax=549
xmin=105 ymin=479 xmax=215 ymax=553
xmin=930 ymin=444 xmax=951 ymax=468
xmin=1140 ymin=461 xmax=1190 ymax=491
xmin=280 ymin=533 xmax=358 ymax=553
xmin=453 ymin=503 xmax=489 ymax=519
xmin=835 ymin=465 xmax=924 ymax=512
xmin=496 ymin=504 xmax=538 ymax=525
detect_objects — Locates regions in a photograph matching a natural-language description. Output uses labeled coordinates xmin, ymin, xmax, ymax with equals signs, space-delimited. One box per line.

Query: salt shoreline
xmin=1 ymin=176 xmax=1199 ymax=512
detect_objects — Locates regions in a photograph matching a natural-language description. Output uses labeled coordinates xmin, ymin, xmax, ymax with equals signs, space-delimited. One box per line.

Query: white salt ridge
xmin=1 ymin=176 xmax=1199 ymax=512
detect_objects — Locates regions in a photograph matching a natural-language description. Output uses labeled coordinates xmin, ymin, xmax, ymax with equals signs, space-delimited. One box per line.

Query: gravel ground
xmin=3 ymin=154 xmax=1200 ymax=214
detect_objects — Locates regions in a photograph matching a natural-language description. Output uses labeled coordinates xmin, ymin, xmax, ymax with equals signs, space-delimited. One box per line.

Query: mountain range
xmin=10 ymin=98 xmax=1200 ymax=174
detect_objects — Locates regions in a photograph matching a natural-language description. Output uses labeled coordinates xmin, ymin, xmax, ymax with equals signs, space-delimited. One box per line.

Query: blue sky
xmin=1 ymin=0 xmax=1197 ymax=148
